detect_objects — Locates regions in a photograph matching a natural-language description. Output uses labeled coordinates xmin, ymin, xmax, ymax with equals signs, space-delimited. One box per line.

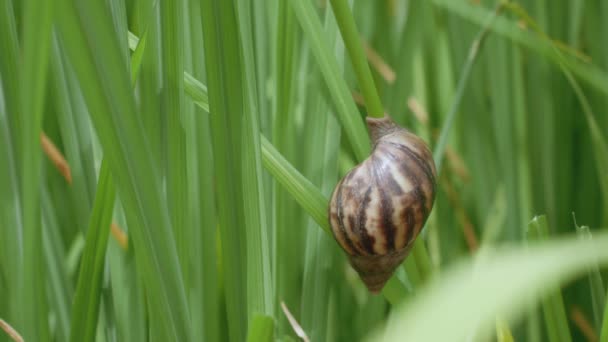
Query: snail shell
xmin=329 ymin=115 xmax=436 ymax=293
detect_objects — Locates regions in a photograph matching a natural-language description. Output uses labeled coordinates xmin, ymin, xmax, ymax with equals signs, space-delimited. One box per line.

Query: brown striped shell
xmin=329 ymin=115 xmax=436 ymax=293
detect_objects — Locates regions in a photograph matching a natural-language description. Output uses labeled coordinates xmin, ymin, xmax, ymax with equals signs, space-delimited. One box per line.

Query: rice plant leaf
xmin=329 ymin=0 xmax=384 ymax=118
xmin=575 ymin=224 xmax=606 ymax=329
xmin=431 ymin=0 xmax=608 ymax=96
xmin=527 ymin=216 xmax=572 ymax=342
xmin=432 ymin=4 xmax=501 ymax=174
xmin=41 ymin=189 xmax=73 ymax=342
xmin=130 ymin=31 xmax=147 ymax=86
xmin=55 ymin=1 xmax=190 ymax=340
xmin=18 ymin=0 xmax=53 ymax=339
xmin=234 ymin=0 xmax=274 ymax=317
xmin=0 ymin=0 xmax=22 ymax=325
xmin=261 ymin=135 xmax=330 ymax=235
xmin=246 ymin=315 xmax=274 ymax=342
xmin=199 ymin=1 xmax=249 ymax=340
xmin=184 ymin=72 xmax=210 ymax=112
xmin=0 ymin=0 xmax=22 ymax=161
xmin=160 ymin=0 xmax=188 ymax=287
xmin=288 ymin=0 xmax=371 ymax=162
xmin=602 ymin=297 xmax=608 ymax=342
xmin=184 ymin=1 xmax=220 ymax=339
xmin=372 ymin=231 xmax=608 ymax=341
xmin=69 ymin=160 xmax=115 ymax=342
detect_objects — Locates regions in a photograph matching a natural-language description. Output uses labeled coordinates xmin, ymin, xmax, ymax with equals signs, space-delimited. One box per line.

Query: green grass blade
xmin=299 ymin=6 xmax=343 ymax=338
xmin=130 ymin=31 xmax=147 ymax=86
xmin=246 ymin=315 xmax=274 ymax=342
xmin=69 ymin=160 xmax=115 ymax=342
xmin=261 ymin=136 xmax=330 ymax=234
xmin=50 ymin=34 xmax=97 ymax=229
xmin=133 ymin=0 xmax=163 ymax=170
xmin=431 ymin=0 xmax=608 ymax=96
xmin=41 ymin=189 xmax=73 ymax=342
xmin=160 ymin=0 xmax=188 ymax=288
xmin=199 ymin=1 xmax=248 ymax=340
xmin=107 ymin=210 xmax=148 ymax=342
xmin=288 ymin=0 xmax=370 ymax=162
xmin=55 ymin=1 xmax=190 ymax=340
xmin=235 ymin=0 xmax=274 ymax=318
xmin=0 ymin=0 xmax=22 ymax=325
xmin=329 ymin=0 xmax=383 ymax=118
xmin=185 ymin=1 xmax=220 ymax=339
xmin=575 ymin=224 xmax=606 ymax=330
xmin=184 ymin=72 xmax=210 ymax=112
xmin=373 ymin=231 xmax=608 ymax=341
xmin=0 ymin=0 xmax=21 ymax=164
xmin=433 ymin=3 xmax=501 ymax=174
xmin=18 ymin=0 xmax=53 ymax=339
xmin=273 ymin=2 xmax=301 ymax=335
xmin=602 ymin=296 xmax=608 ymax=342
xmin=527 ymin=216 xmax=572 ymax=342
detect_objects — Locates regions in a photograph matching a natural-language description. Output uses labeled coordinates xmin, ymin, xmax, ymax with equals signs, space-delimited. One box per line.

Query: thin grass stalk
xmin=135 ymin=0 xmax=163 ymax=170
xmin=527 ymin=216 xmax=572 ymax=342
xmin=575 ymin=224 xmax=606 ymax=330
xmin=274 ymin=2 xmax=302 ymax=335
xmin=288 ymin=0 xmax=370 ymax=162
xmin=50 ymin=35 xmax=96 ymax=230
xmin=432 ymin=0 xmax=608 ymax=96
xmin=300 ymin=5 xmax=342 ymax=339
xmin=601 ymin=296 xmax=608 ymax=342
xmin=385 ymin=0 xmax=425 ymax=120
xmin=41 ymin=189 xmax=73 ymax=342
xmin=185 ymin=1 xmax=220 ymax=340
xmin=18 ymin=0 xmax=53 ymax=339
xmin=107 ymin=214 xmax=148 ymax=341
xmin=0 ymin=0 xmax=23 ymax=325
xmin=0 ymin=0 xmax=21 ymax=165
xmin=433 ymin=3 xmax=503 ymax=173
xmin=234 ymin=0 xmax=274 ymax=318
xmin=69 ymin=160 xmax=115 ymax=342
xmin=160 ymin=0 xmax=189 ymax=289
xmin=246 ymin=315 xmax=274 ymax=342
xmin=329 ymin=0 xmax=384 ymax=118
xmin=199 ymin=1 xmax=248 ymax=340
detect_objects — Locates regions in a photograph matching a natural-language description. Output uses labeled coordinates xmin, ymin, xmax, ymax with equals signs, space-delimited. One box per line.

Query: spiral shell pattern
xmin=329 ymin=115 xmax=436 ymax=293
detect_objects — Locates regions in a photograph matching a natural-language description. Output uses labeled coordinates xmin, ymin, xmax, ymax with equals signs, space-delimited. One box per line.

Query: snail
xmin=329 ymin=114 xmax=436 ymax=293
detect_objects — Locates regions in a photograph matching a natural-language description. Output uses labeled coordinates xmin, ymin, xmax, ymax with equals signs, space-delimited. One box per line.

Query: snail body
xmin=329 ymin=115 xmax=436 ymax=293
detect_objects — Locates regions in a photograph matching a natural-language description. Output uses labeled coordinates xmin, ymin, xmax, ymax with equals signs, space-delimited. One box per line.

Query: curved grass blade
xmin=373 ymin=231 xmax=608 ymax=341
